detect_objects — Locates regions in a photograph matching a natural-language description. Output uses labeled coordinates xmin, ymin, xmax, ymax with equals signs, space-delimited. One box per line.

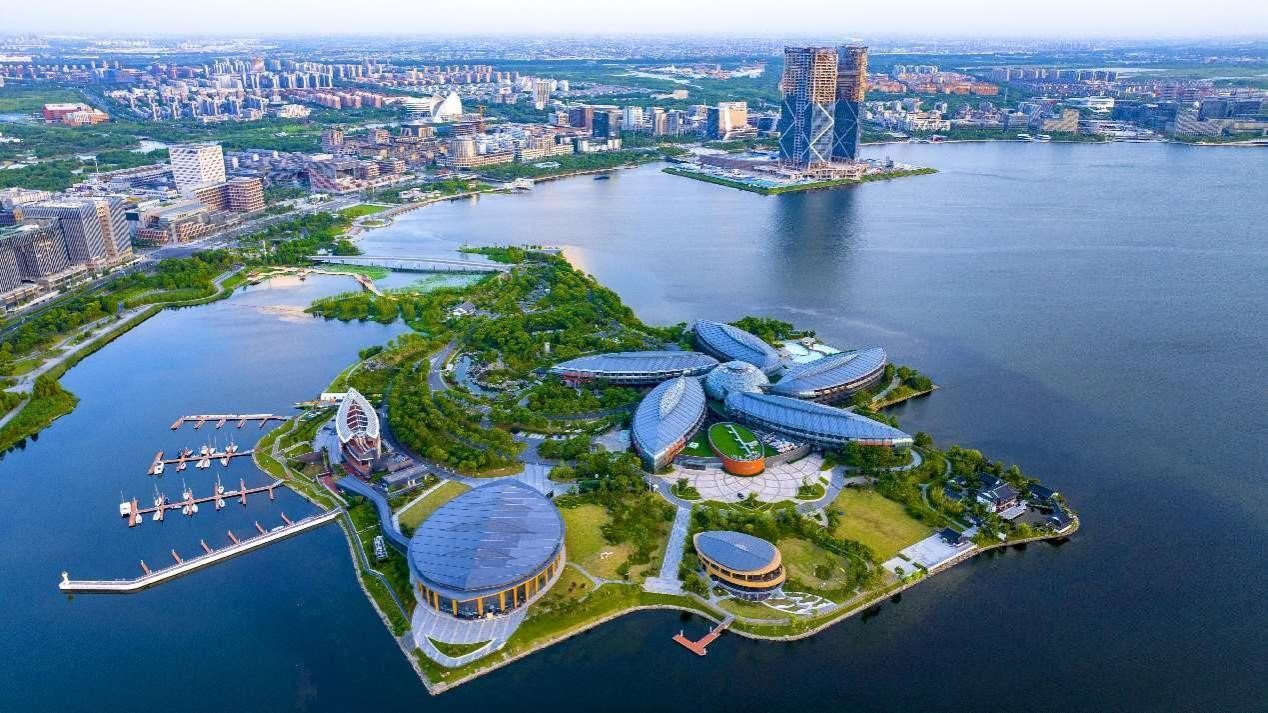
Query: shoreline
xmin=407 ymin=517 xmax=1080 ymax=694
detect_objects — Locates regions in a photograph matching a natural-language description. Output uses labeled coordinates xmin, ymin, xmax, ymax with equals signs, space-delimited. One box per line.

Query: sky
xmin=8 ymin=0 xmax=1268 ymax=39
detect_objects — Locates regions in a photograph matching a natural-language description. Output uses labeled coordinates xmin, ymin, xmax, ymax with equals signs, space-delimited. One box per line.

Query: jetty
xmin=170 ymin=414 xmax=286 ymax=430
xmin=60 ymin=510 xmax=341 ymax=593
xmin=149 ymin=447 xmax=254 ymax=475
xmin=672 ymin=615 xmax=735 ymax=656
xmin=121 ymin=479 xmax=282 ymax=527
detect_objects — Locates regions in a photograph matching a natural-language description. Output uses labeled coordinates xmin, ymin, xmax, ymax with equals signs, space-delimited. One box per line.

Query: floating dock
xmin=672 ymin=615 xmax=735 ymax=656
xmin=149 ymin=448 xmax=254 ymax=475
xmin=60 ymin=510 xmax=341 ymax=593
xmin=169 ymin=414 xmax=286 ymax=431
xmin=122 ymin=479 xmax=282 ymax=527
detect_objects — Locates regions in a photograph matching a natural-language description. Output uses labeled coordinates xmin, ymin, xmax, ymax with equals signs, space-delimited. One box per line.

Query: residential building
xmin=1 ymin=220 xmax=70 ymax=279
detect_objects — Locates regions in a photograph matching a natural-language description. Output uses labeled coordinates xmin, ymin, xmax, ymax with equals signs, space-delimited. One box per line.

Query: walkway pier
xmin=149 ymin=448 xmax=255 ymax=475
xmin=309 ymin=254 xmax=510 ymax=274
xmin=169 ymin=414 xmax=286 ymax=431
xmin=121 ymin=479 xmax=282 ymax=526
xmin=60 ymin=510 xmax=341 ymax=593
xmin=672 ymin=615 xmax=735 ymax=656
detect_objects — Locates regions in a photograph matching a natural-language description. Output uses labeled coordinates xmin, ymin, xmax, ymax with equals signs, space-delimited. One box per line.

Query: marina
xmin=169 ymin=413 xmax=287 ymax=430
xmin=120 ymin=478 xmax=283 ymax=527
xmin=60 ymin=510 xmax=342 ymax=593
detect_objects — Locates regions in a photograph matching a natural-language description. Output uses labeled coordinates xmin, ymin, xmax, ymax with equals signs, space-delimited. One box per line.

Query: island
xmin=258 ymin=246 xmax=1078 ymax=694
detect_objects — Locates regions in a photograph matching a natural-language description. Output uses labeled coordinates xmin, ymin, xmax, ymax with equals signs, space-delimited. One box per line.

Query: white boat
xmin=1036 ymin=134 xmax=1052 ymax=142
xmin=119 ymin=500 xmax=131 ymax=517
xmin=153 ymin=461 xmax=165 ymax=475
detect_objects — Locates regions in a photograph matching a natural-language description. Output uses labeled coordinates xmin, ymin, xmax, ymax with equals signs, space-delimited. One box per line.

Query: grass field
xmin=829 ymin=487 xmax=933 ymax=560
xmin=680 ymin=437 xmax=712 ymax=457
xmin=397 ymin=481 xmax=470 ymax=534
xmin=708 ymin=422 xmax=762 ymax=460
xmin=777 ymin=537 xmax=856 ymax=597
xmin=535 ymin=564 xmax=595 ymax=610
xmin=339 ymin=203 xmax=390 ymax=219
xmin=717 ymin=596 xmax=780 ymax=618
xmin=559 ymin=503 xmax=633 ymax=581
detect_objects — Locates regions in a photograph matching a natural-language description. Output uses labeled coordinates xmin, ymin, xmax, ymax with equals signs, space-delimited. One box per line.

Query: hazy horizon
xmin=6 ymin=1 xmax=1268 ymax=41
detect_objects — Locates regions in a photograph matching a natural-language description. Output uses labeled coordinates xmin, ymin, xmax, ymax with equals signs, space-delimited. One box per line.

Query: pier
xmin=169 ymin=414 xmax=286 ymax=431
xmin=121 ymin=479 xmax=282 ymax=526
xmin=308 ymin=254 xmax=510 ymax=274
xmin=672 ymin=615 xmax=735 ymax=656
xmin=60 ymin=510 xmax=341 ymax=593
xmin=149 ymin=447 xmax=255 ymax=475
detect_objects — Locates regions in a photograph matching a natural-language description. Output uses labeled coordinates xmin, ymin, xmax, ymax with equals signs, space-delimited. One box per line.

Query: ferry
xmin=1036 ymin=134 xmax=1053 ymax=142
xmin=1016 ymin=133 xmax=1032 ymax=141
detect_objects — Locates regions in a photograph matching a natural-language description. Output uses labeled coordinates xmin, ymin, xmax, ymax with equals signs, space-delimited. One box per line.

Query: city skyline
xmin=6 ymin=1 xmax=1268 ymax=39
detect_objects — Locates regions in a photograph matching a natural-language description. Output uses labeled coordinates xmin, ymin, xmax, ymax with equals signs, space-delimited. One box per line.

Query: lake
xmin=1 ymin=141 xmax=1264 ymax=711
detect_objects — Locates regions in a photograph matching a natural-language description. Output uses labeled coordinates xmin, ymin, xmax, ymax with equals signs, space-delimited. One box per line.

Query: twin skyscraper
xmin=777 ymin=45 xmax=869 ymax=169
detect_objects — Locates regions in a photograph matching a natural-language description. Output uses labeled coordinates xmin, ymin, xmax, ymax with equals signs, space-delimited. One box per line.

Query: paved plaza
xmin=658 ymin=453 xmax=833 ymax=502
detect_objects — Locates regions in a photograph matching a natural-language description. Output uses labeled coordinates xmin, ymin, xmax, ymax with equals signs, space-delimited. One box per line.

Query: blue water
xmin=0 ymin=142 xmax=1264 ymax=711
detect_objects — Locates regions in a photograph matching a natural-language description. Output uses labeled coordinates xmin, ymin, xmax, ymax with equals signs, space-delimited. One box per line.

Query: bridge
xmin=309 ymin=255 xmax=510 ymax=273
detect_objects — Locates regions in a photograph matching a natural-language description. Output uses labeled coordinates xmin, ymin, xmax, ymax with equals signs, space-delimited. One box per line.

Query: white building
xmin=169 ymin=142 xmax=226 ymax=193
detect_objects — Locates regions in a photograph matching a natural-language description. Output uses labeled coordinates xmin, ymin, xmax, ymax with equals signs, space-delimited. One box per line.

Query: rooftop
xmin=693 ymin=319 xmax=782 ymax=374
xmin=769 ymin=347 xmax=886 ymax=397
xmin=694 ymin=530 xmax=780 ymax=573
xmin=631 ymin=376 xmax=706 ymax=458
xmin=549 ymin=350 xmax=718 ymax=377
xmin=725 ymin=391 xmax=912 ymax=445
xmin=408 ymin=480 xmax=564 ymax=599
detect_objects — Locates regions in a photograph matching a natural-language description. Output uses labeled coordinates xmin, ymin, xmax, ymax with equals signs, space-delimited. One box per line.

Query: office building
xmin=169 ymin=142 xmax=227 ymax=192
xmin=622 ymin=105 xmax=644 ymax=130
xmin=90 ymin=196 xmax=132 ymax=260
xmin=777 ymin=47 xmax=839 ymax=168
xmin=22 ymin=199 xmax=108 ymax=264
xmin=0 ymin=232 xmax=23 ymax=293
xmin=706 ymin=101 xmax=750 ymax=140
xmin=225 ymin=177 xmax=265 ymax=212
xmin=832 ymin=45 xmax=868 ymax=161
xmin=2 ymin=220 xmax=70 ymax=279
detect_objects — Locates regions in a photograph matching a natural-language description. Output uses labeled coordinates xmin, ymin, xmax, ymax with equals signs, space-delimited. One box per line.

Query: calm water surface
xmin=1 ymin=143 xmax=1264 ymax=711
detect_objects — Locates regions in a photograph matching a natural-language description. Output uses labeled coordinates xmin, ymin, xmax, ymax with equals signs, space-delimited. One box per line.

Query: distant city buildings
xmin=41 ymin=102 xmax=110 ymax=126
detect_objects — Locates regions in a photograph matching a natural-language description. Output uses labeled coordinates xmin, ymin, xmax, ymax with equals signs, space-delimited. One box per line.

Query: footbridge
xmin=309 ymin=255 xmax=510 ymax=273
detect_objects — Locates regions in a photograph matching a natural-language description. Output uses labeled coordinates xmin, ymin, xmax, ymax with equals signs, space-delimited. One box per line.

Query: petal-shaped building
xmin=548 ymin=350 xmax=718 ymax=386
xmin=693 ymin=319 xmax=783 ymax=375
xmin=631 ymin=376 xmax=707 ymax=471
xmin=335 ymin=387 xmax=380 ymax=476
xmin=768 ymin=347 xmax=887 ymax=403
xmin=724 ymin=391 xmax=912 ymax=449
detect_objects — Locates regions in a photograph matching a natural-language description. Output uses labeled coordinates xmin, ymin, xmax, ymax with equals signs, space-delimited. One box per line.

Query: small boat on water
xmin=594 ymin=175 xmax=611 ymax=180
xmin=153 ymin=460 xmax=165 ymax=475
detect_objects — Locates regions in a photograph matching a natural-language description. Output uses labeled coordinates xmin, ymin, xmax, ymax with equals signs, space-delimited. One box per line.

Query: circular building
xmin=408 ymin=480 xmax=565 ymax=619
xmin=704 ymin=360 xmax=770 ymax=402
xmin=707 ymin=422 xmax=766 ymax=476
xmin=693 ymin=531 xmax=785 ymax=600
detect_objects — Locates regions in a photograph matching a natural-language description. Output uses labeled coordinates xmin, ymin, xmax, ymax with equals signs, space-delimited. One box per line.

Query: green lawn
xmin=428 ymin=638 xmax=491 ymax=657
xmin=398 ymin=481 xmax=470 ymax=533
xmin=559 ymin=503 xmax=632 ymax=580
xmin=680 ymin=437 xmax=713 ymax=457
xmin=708 ymin=422 xmax=762 ymax=460
xmin=534 ymin=564 xmax=595 ymax=610
xmin=338 ymin=203 xmax=390 ymax=219
xmin=777 ymin=537 xmax=856 ymax=597
xmin=828 ymin=487 xmax=933 ymax=560
xmin=716 ymin=596 xmax=778 ymax=618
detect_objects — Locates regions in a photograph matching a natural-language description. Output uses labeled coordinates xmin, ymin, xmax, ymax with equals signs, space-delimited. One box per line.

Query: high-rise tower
xmin=832 ymin=45 xmax=869 ymax=161
xmin=777 ymin=47 xmax=838 ymax=168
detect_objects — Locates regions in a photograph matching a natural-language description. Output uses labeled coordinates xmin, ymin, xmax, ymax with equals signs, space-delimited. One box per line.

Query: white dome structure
xmin=704 ymin=360 xmax=770 ymax=401
xmin=433 ymin=91 xmax=464 ymax=122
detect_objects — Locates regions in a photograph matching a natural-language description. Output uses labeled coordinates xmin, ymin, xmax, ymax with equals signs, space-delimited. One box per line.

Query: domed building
xmin=704 ymin=360 xmax=770 ymax=401
xmin=408 ymin=480 xmax=565 ymax=619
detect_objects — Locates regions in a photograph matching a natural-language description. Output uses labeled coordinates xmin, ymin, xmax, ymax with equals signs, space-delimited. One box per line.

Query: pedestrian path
xmin=644 ymin=505 xmax=691 ymax=595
